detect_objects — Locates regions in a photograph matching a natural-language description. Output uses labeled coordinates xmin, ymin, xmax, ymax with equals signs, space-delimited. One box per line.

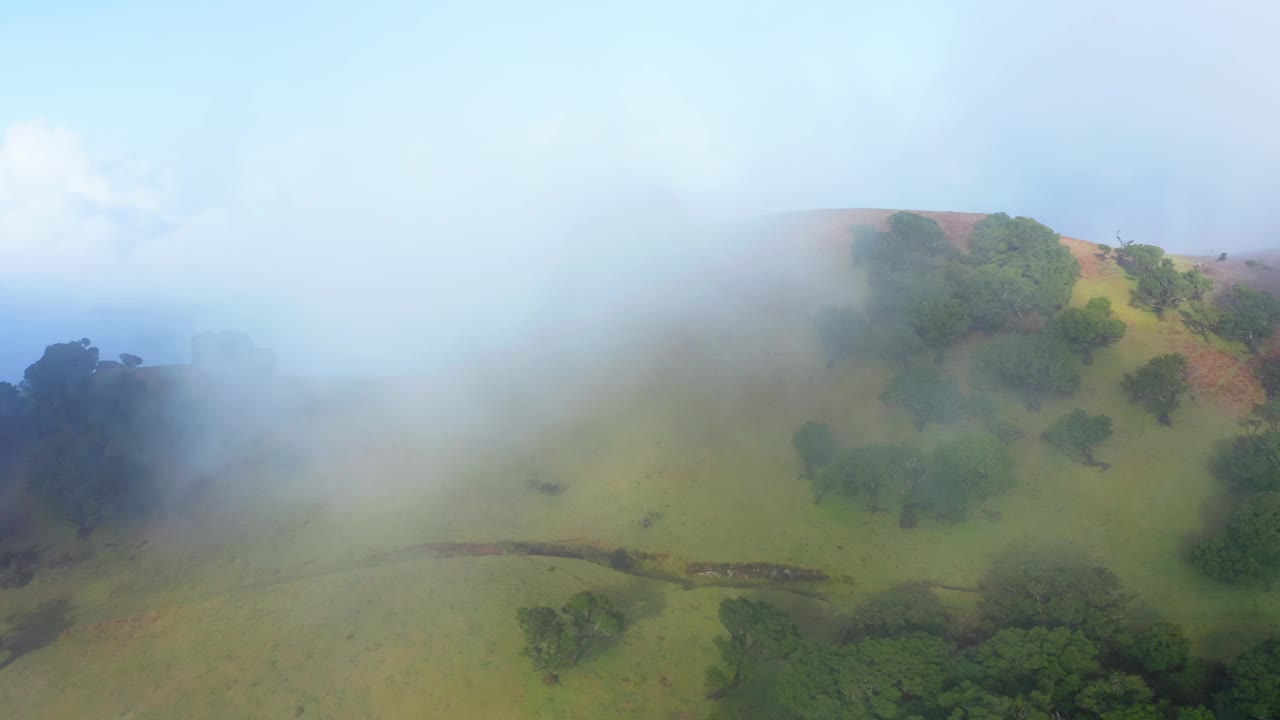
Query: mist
xmin=2 ymin=1 xmax=1278 ymax=378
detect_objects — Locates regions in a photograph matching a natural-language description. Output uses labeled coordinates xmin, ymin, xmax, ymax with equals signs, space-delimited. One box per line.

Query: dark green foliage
xmin=1049 ymin=296 xmax=1127 ymax=364
xmin=966 ymin=626 xmax=1101 ymax=708
xmin=979 ymin=548 xmax=1134 ymax=641
xmin=1122 ymin=244 xmax=1167 ymax=277
xmin=880 ymin=367 xmax=966 ymax=431
xmin=1257 ymin=356 xmax=1280 ymax=399
xmin=957 ymin=264 xmax=1036 ymax=332
xmin=968 ymin=212 xmax=1080 ymax=316
xmin=1130 ymin=622 xmax=1191 ymax=674
xmin=843 ymin=582 xmax=948 ymax=641
xmin=1215 ymin=285 xmax=1280 ymax=353
xmin=20 ymin=340 xmax=157 ymax=528
xmin=939 ymin=681 xmax=1053 ymax=720
xmin=1123 ymin=354 xmax=1191 ymax=425
xmin=1042 ymin=408 xmax=1114 ymax=466
xmin=910 ymin=297 xmax=970 ymax=359
xmin=706 ymin=597 xmax=800 ymax=697
xmin=913 ymin=435 xmax=1015 ymax=518
xmin=792 ymin=421 xmax=837 ymax=478
xmin=1180 ymin=301 xmax=1227 ymax=342
xmin=974 ymin=332 xmax=1081 ymax=409
xmin=778 ymin=633 xmax=952 ymax=720
xmin=1215 ymin=431 xmax=1280 ymax=492
xmin=515 ymin=605 xmax=577 ymax=674
xmin=515 ymin=591 xmax=624 ymax=679
xmin=118 ymin=353 xmax=144 ymax=368
xmin=852 ymin=213 xmax=950 ymax=272
xmin=866 ymin=321 xmax=927 ymax=367
xmin=818 ymin=444 xmax=926 ymax=507
xmin=1215 ymin=639 xmax=1280 ymax=720
xmin=1076 ymin=673 xmax=1155 ymax=715
xmin=965 ymin=394 xmax=1024 ymax=443
xmin=1098 ymin=244 xmax=1113 ymax=259
xmin=1192 ymin=492 xmax=1280 ymax=583
xmin=815 ymin=305 xmax=869 ymax=368
xmin=1132 ymin=259 xmax=1210 ymax=317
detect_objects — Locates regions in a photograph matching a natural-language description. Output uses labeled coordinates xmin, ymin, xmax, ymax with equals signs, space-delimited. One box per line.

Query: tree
xmin=1098 ymin=244 xmax=1113 ymax=261
xmin=958 ymin=264 xmax=1036 ymax=333
xmin=793 ymin=421 xmax=837 ymax=479
xmin=968 ymin=213 xmax=1080 ymax=316
xmin=880 ymin=367 xmax=966 ymax=431
xmin=1042 ymin=409 xmax=1114 ymax=467
xmin=779 ymin=633 xmax=952 ymax=720
xmin=818 ymin=443 xmax=926 ymax=508
xmin=1215 ymin=285 xmax=1280 ymax=354
xmin=1121 ymin=244 xmax=1167 ymax=277
xmin=1180 ymin=301 xmax=1227 ymax=342
xmin=967 ymin=626 xmax=1102 ymax=709
xmin=814 ymin=306 xmax=868 ymax=368
xmin=515 ymin=606 xmax=577 ymax=677
xmin=1216 ymin=638 xmax=1280 ymax=720
xmin=842 ymin=582 xmax=948 ymax=641
xmin=1215 ymin=431 xmax=1280 ymax=492
xmin=706 ymin=597 xmax=800 ymax=698
xmin=914 ymin=435 xmax=1015 ymax=518
xmin=1076 ymin=673 xmax=1155 ymax=716
xmin=1050 ymin=297 xmax=1127 ymax=364
xmin=910 ymin=297 xmax=970 ymax=361
xmin=974 ymin=333 xmax=1081 ymax=409
xmin=1130 ymin=622 xmax=1190 ymax=675
xmin=866 ymin=321 xmax=927 ymax=367
xmin=1132 ymin=260 xmax=1206 ymax=317
xmin=979 ymin=547 xmax=1134 ymax=641
xmin=1123 ymin=354 xmax=1191 ymax=426
xmin=515 ymin=591 xmax=624 ymax=682
xmin=852 ymin=213 xmax=950 ymax=273
xmin=1192 ymin=492 xmax=1280 ymax=583
xmin=1257 ymin=356 xmax=1280 ymax=399
xmin=118 ymin=353 xmax=144 ymax=368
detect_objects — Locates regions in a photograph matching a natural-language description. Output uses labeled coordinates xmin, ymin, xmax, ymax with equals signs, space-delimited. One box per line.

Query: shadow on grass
xmin=0 ymin=597 xmax=74 ymax=672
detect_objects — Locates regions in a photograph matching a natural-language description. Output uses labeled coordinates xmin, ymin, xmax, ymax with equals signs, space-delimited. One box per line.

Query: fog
xmin=2 ymin=0 xmax=1279 ymax=377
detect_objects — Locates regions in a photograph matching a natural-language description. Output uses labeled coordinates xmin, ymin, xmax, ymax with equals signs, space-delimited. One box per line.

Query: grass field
xmin=1 ymin=214 xmax=1277 ymax=719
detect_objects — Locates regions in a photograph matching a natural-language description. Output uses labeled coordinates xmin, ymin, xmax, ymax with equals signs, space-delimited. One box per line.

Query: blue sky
xmin=2 ymin=1 xmax=1278 ymax=377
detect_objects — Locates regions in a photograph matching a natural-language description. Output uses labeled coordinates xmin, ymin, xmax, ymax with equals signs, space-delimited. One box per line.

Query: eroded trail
xmin=53 ymin=539 xmax=845 ymax=643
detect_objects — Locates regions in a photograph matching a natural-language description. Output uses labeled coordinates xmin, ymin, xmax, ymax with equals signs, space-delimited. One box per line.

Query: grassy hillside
xmin=0 ymin=210 xmax=1276 ymax=719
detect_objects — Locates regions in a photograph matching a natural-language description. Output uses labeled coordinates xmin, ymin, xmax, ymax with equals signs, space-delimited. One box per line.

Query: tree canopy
xmin=706 ymin=597 xmax=800 ymax=697
xmin=911 ymin=434 xmax=1015 ymax=518
xmin=1215 ymin=284 xmax=1280 ymax=353
xmin=1192 ymin=491 xmax=1280 ymax=583
xmin=793 ymin=421 xmax=837 ymax=479
xmin=515 ymin=591 xmax=624 ymax=680
xmin=818 ymin=443 xmax=925 ymax=508
xmin=973 ymin=332 xmax=1081 ymax=409
xmin=880 ymin=367 xmax=966 ymax=431
xmin=1122 ymin=354 xmax=1191 ymax=425
xmin=1042 ymin=408 xmax=1114 ymax=467
xmin=1049 ymin=296 xmax=1127 ymax=364
xmin=979 ymin=547 xmax=1134 ymax=641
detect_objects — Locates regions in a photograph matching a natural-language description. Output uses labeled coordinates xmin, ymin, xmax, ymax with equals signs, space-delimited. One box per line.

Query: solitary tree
xmin=792 ymin=421 xmax=836 ymax=479
xmin=1122 ymin=354 xmax=1190 ymax=425
xmin=818 ymin=443 xmax=926 ymax=508
xmin=118 ymin=353 xmax=144 ymax=368
xmin=515 ymin=591 xmax=624 ymax=684
xmin=705 ymin=597 xmax=800 ymax=698
xmin=914 ymin=434 xmax=1015 ymax=518
xmin=1043 ymin=409 xmax=1114 ymax=467
xmin=1098 ymin=244 xmax=1113 ymax=261
xmin=1049 ymin=297 xmax=1127 ymax=364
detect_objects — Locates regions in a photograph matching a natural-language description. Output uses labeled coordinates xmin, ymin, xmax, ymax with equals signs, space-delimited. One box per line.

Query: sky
xmin=2 ymin=0 xmax=1279 ymax=378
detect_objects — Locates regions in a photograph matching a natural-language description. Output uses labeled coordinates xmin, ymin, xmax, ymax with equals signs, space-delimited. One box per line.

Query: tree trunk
xmin=1082 ymin=347 xmax=1094 ymax=365
xmin=1158 ymin=411 xmax=1172 ymax=427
